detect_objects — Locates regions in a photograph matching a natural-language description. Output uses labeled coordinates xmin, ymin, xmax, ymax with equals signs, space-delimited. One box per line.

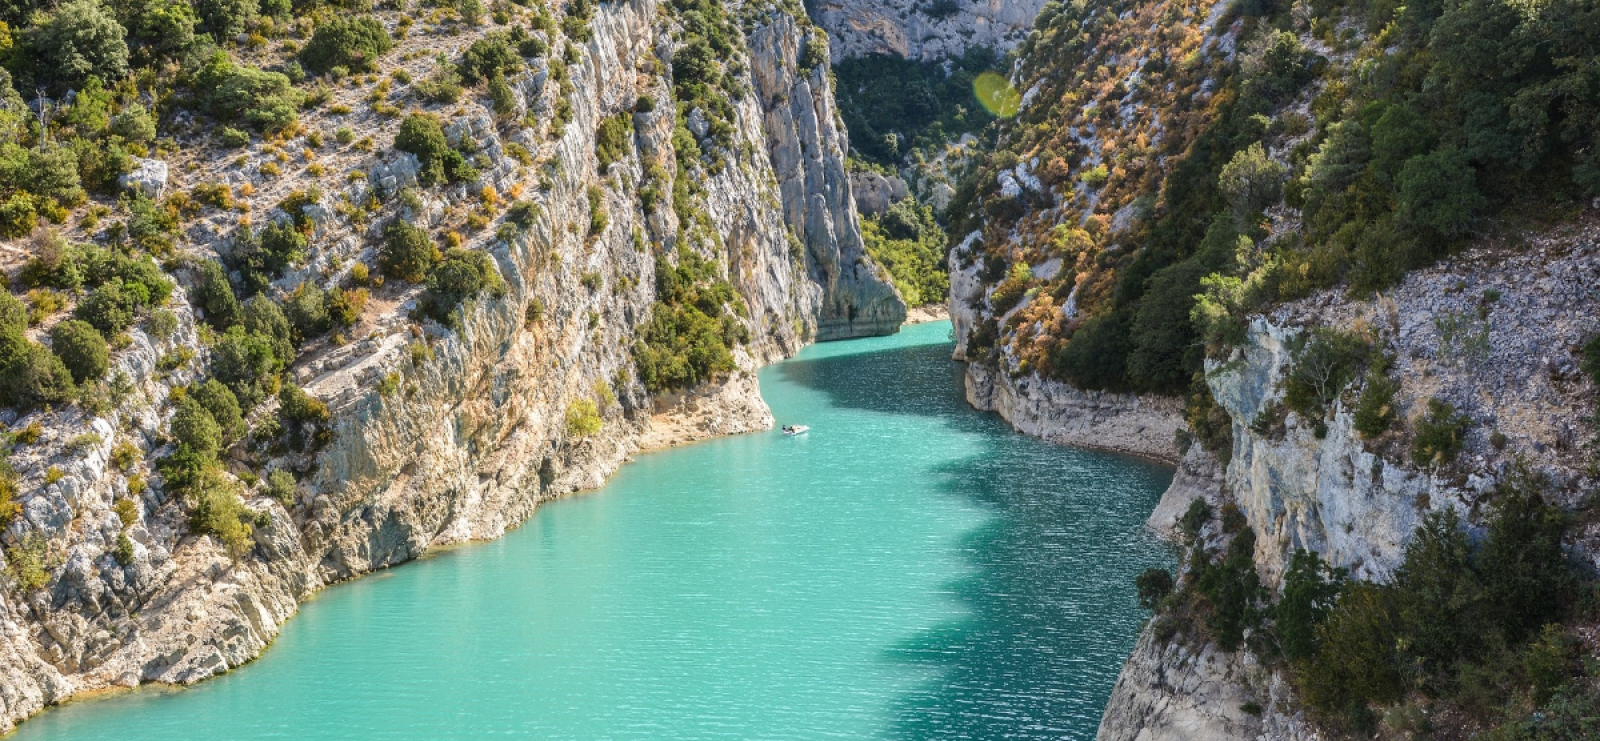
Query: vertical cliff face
xmin=810 ymin=0 xmax=1050 ymax=60
xmin=0 ymin=0 xmax=902 ymax=729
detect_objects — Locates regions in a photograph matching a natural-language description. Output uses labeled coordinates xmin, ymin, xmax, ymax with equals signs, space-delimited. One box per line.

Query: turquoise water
xmin=16 ymin=321 xmax=1173 ymax=740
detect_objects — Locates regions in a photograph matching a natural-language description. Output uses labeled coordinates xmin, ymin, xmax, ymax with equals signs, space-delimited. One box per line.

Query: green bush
xmin=74 ymin=280 xmax=141 ymax=335
xmin=564 ymin=398 xmax=602 ymax=438
xmin=1218 ymin=143 xmax=1288 ymax=223
xmin=169 ymin=395 xmax=223 ymax=459
xmin=1276 ymin=549 xmax=1347 ymax=662
xmin=191 ymin=379 xmax=246 ymax=445
xmin=195 ymin=52 xmax=303 ymax=133
xmin=380 ymin=220 xmax=439 ymax=283
xmin=284 ymin=282 xmax=330 ymax=342
xmin=210 ymin=326 xmax=282 ymax=409
xmin=1352 ymin=370 xmax=1399 ymax=439
xmin=420 ymin=249 xmax=504 ymax=328
xmin=191 ymin=258 xmax=242 ymax=330
xmin=595 ymin=112 xmax=633 ymax=170
xmin=1196 ymin=527 xmax=1266 ymax=651
xmin=264 ymin=468 xmax=296 ymax=506
xmin=0 ymin=292 xmax=27 ymax=335
xmin=232 ymin=221 xmax=309 ymax=294
xmin=0 ymin=329 xmax=76 ymax=409
xmin=1409 ymin=398 xmax=1469 ymax=467
xmin=1397 ymin=147 xmax=1485 ymax=239
xmin=460 ymin=31 xmax=521 ymax=83
xmin=24 ymin=0 xmax=130 ymax=90
xmin=241 ymin=296 xmax=294 ymax=365
xmin=1135 ymin=567 xmax=1174 ymax=611
xmin=186 ymin=469 xmax=254 ymax=557
xmin=1283 ymin=328 xmax=1372 ymax=421
xmin=394 ymin=113 xmax=476 ymax=186
xmin=300 ymin=17 xmax=393 ymax=75
xmin=633 ymin=303 xmax=735 ymax=393
xmin=193 ymin=0 xmax=257 ymax=38
xmin=49 ymin=319 xmax=109 ymax=383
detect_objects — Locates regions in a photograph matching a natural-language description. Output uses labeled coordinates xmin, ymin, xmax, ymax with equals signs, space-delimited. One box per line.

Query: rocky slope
xmin=0 ymin=0 xmax=902 ymax=729
xmin=1093 ymin=219 xmax=1600 ymax=740
xmin=810 ymin=0 xmax=1049 ymax=60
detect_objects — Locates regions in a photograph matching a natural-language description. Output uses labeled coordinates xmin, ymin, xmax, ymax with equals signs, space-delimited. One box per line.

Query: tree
xmin=169 ymin=395 xmax=222 ymax=459
xmin=300 ymin=16 xmax=393 ymax=74
xmin=1135 ymin=568 xmax=1174 ymax=611
xmin=380 ymin=220 xmax=438 ymax=283
xmin=25 ymin=0 xmax=129 ymax=90
xmin=1277 ymin=549 xmax=1347 ymax=662
xmin=194 ymin=0 xmax=257 ymax=37
xmin=49 ymin=319 xmax=109 ymax=383
xmin=394 ymin=113 xmax=473 ymax=185
xmin=0 ymin=291 xmax=26 ymax=335
xmin=210 ymin=326 xmax=280 ymax=408
xmin=190 ymin=379 xmax=245 ymax=445
xmin=0 ymin=331 xmax=75 ymax=409
xmin=1397 ymin=147 xmax=1485 ymax=239
xmin=1218 ymin=143 xmax=1288 ymax=223
xmin=459 ymin=31 xmax=520 ymax=83
xmin=191 ymin=259 xmax=241 ymax=330
xmin=421 ymin=249 xmax=503 ymax=328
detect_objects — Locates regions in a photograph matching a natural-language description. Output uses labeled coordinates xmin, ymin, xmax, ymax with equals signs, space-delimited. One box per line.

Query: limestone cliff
xmin=1093 ymin=223 xmax=1600 ymax=740
xmin=810 ymin=0 xmax=1049 ymax=60
xmin=0 ymin=0 xmax=902 ymax=729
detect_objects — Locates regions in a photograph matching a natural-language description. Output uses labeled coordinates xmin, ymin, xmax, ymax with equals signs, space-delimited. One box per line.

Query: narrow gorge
xmin=1 ymin=0 xmax=1597 ymax=738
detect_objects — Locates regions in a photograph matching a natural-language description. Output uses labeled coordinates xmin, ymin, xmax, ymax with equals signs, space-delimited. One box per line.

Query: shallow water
xmin=16 ymin=321 xmax=1173 ymax=740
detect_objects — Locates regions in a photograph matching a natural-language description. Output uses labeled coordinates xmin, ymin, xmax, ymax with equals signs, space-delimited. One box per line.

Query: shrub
xmin=586 ymin=185 xmax=607 ymax=235
xmin=394 ymin=113 xmax=474 ymax=185
xmin=284 ymin=282 xmax=330 ymax=342
xmin=1277 ymin=549 xmax=1347 ymax=662
xmin=1397 ymin=147 xmax=1485 ymax=239
xmin=278 ymin=383 xmax=329 ymax=424
xmin=633 ymin=303 xmax=735 ymax=393
xmin=420 ymin=249 xmax=504 ymax=328
xmin=193 ymin=0 xmax=257 ymax=38
xmin=1218 ymin=143 xmax=1288 ymax=223
xmin=414 ymin=64 xmax=464 ymax=104
xmin=0 ymin=292 xmax=28 ymax=335
xmin=328 ymin=287 xmax=368 ymax=326
xmin=191 ymin=259 xmax=241 ymax=330
xmin=233 ymin=221 xmax=308 ymax=294
xmin=0 ymin=194 xmax=37 ymax=238
xmin=595 ymin=112 xmax=633 ymax=170
xmin=564 ymin=398 xmax=602 ymax=438
xmin=1135 ymin=567 xmax=1174 ymax=611
xmin=25 ymin=0 xmax=129 ymax=90
xmin=300 ymin=17 xmax=393 ymax=75
xmin=1409 ymin=398 xmax=1469 ymax=467
xmin=0 ymin=331 xmax=75 ymax=410
xmin=186 ymin=470 xmax=254 ymax=557
xmin=195 ymin=52 xmax=303 ymax=133
xmin=488 ymin=73 xmax=516 ymax=118
xmin=1283 ymin=328 xmax=1371 ymax=421
xmin=380 ymin=220 xmax=438 ymax=283
xmin=1352 ymin=370 xmax=1399 ymax=439
xmin=1196 ymin=527 xmax=1266 ymax=651
xmin=860 ymin=199 xmax=948 ymax=306
xmin=6 ymin=533 xmax=53 ymax=592
xmin=191 ymin=379 xmax=246 ymax=445
xmin=113 ymin=497 xmax=138 ymax=526
xmin=74 ymin=280 xmax=140 ymax=335
xmin=170 ymin=395 xmax=223 ymax=459
xmin=460 ymin=32 xmax=520 ymax=83
xmin=1179 ymin=497 xmax=1213 ymax=539
xmin=49 ymin=319 xmax=109 ymax=383
xmin=210 ymin=326 xmax=281 ymax=409
xmin=113 ymin=532 xmax=135 ymax=565
xmin=264 ymin=468 xmax=296 ymax=506
xmin=219 ymin=126 xmax=250 ymax=147
xmin=111 ymin=105 xmax=156 ymax=143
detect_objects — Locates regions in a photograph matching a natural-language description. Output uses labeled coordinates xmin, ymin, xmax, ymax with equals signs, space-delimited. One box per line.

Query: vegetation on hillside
xmin=1140 ymin=464 xmax=1594 ymax=737
xmin=953 ymin=0 xmax=1600 ymax=400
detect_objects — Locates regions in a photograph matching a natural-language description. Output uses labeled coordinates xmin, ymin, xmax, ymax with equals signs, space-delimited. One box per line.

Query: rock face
xmin=751 ymin=13 xmax=906 ymax=341
xmin=849 ymin=171 xmax=908 ymax=216
xmin=0 ymin=1 xmax=902 ymax=731
xmin=1093 ymin=228 xmax=1600 ymax=740
xmin=117 ymin=157 xmax=168 ymax=199
xmin=811 ymin=0 xmax=1051 ymax=60
xmin=965 ymin=362 xmax=1183 ymax=462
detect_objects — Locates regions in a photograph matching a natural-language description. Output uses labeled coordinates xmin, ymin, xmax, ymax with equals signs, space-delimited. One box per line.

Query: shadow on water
xmin=782 ymin=336 xmax=1175 ymax=740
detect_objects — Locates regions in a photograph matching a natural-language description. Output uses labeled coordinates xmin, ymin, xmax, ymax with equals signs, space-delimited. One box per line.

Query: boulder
xmin=118 ymin=158 xmax=168 ymax=199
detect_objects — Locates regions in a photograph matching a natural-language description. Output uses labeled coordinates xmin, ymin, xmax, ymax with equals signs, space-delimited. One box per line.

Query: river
xmin=14 ymin=320 xmax=1173 ymax=740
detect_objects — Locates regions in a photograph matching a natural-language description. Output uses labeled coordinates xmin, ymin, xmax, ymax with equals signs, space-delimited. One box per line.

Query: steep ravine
xmin=0 ymin=0 xmax=902 ymax=730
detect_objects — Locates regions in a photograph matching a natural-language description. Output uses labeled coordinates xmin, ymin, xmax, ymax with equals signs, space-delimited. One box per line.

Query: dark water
xmin=14 ymin=321 xmax=1173 ymax=740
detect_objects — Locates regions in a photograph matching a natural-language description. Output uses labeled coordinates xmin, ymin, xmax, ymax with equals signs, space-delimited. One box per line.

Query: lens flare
xmin=974 ymin=72 xmax=1021 ymax=118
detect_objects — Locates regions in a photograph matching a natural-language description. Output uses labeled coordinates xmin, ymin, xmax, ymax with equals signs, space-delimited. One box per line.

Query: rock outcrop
xmin=0 ymin=0 xmax=902 ymax=730
xmin=811 ymin=0 xmax=1050 ymax=60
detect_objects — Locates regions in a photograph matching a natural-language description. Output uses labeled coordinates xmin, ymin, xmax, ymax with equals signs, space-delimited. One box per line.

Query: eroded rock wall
xmin=0 ymin=0 xmax=902 ymax=729
xmin=811 ymin=0 xmax=1050 ymax=60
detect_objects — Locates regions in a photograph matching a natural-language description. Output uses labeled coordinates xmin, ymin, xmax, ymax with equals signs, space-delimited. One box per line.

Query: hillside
xmin=0 ymin=0 xmax=903 ymax=728
xmin=938 ymin=0 xmax=1600 ymax=738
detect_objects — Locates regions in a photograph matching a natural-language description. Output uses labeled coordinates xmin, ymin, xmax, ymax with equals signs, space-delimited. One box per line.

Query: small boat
xmin=782 ymin=425 xmax=809 ymax=436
